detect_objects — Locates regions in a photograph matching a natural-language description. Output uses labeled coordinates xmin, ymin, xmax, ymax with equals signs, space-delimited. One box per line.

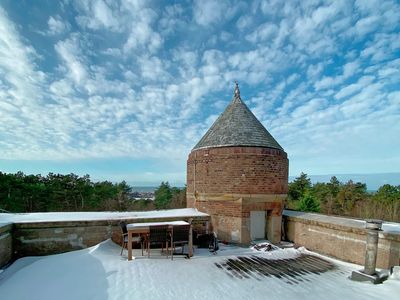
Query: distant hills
xmin=289 ymin=173 xmax=400 ymax=191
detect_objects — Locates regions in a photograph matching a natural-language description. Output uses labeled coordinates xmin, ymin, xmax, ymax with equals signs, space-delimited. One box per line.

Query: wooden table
xmin=126 ymin=220 xmax=193 ymax=261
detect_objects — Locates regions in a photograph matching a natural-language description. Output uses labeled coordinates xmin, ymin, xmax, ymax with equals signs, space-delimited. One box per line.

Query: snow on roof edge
xmin=0 ymin=208 xmax=209 ymax=224
xmin=283 ymin=209 xmax=400 ymax=234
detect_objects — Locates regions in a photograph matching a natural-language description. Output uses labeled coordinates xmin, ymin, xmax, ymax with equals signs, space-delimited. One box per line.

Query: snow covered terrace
xmin=0 ymin=208 xmax=399 ymax=299
xmin=0 ymin=239 xmax=399 ymax=299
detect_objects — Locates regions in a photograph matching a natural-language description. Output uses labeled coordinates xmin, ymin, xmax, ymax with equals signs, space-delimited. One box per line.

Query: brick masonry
xmin=187 ymin=146 xmax=288 ymax=197
xmin=187 ymin=146 xmax=289 ymax=244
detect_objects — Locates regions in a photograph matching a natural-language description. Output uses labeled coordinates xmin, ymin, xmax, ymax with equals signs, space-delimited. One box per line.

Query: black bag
xmin=194 ymin=232 xmax=219 ymax=253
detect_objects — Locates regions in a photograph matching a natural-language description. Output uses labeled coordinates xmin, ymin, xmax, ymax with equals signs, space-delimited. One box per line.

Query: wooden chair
xmin=119 ymin=221 xmax=144 ymax=256
xmin=147 ymin=225 xmax=169 ymax=258
xmin=170 ymin=225 xmax=190 ymax=260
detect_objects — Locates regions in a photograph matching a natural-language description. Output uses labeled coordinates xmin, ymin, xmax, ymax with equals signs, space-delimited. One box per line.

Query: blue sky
xmin=0 ymin=0 xmax=399 ymax=186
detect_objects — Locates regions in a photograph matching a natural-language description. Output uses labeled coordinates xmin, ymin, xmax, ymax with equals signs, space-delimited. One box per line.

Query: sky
xmin=0 ymin=0 xmax=399 ymax=187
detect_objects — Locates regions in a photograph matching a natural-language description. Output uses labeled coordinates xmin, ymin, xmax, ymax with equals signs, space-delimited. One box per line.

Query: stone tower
xmin=186 ymin=83 xmax=288 ymax=244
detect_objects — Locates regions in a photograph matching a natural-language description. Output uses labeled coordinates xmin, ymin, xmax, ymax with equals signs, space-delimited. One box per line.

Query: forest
xmin=0 ymin=172 xmax=185 ymax=213
xmin=0 ymin=171 xmax=398 ymax=223
xmin=286 ymin=173 xmax=400 ymax=222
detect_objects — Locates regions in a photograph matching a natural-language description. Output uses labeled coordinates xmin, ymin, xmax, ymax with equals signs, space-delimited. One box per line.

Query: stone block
xmin=0 ymin=229 xmax=12 ymax=268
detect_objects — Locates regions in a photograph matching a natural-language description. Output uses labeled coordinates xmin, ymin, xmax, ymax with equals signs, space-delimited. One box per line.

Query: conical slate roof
xmin=193 ymin=83 xmax=283 ymax=151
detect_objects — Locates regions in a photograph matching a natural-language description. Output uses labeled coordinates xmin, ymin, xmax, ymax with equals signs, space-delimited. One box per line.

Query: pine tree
xmin=298 ymin=193 xmax=320 ymax=212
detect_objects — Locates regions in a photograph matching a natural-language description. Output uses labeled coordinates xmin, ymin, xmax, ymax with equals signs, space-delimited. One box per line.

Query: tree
xmin=116 ymin=181 xmax=132 ymax=211
xmin=336 ymin=180 xmax=367 ymax=215
xmin=170 ymin=186 xmax=187 ymax=208
xmin=288 ymin=172 xmax=312 ymax=201
xmin=298 ymin=193 xmax=320 ymax=212
xmin=373 ymin=184 xmax=400 ymax=203
xmin=372 ymin=184 xmax=400 ymax=221
xmin=154 ymin=182 xmax=172 ymax=209
xmin=327 ymin=176 xmax=341 ymax=197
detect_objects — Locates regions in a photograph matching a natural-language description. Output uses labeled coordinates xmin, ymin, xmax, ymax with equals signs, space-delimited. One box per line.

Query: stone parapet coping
xmin=12 ymin=215 xmax=210 ymax=229
xmin=283 ymin=210 xmax=400 ymax=242
xmin=1 ymin=208 xmax=210 ymax=228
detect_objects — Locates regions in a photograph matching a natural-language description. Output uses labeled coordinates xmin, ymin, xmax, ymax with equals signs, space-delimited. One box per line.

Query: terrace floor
xmin=0 ymin=240 xmax=399 ymax=300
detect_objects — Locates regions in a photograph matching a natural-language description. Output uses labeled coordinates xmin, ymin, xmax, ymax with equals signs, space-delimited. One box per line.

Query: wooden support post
xmin=188 ymin=218 xmax=193 ymax=258
xmin=128 ymin=230 xmax=133 ymax=261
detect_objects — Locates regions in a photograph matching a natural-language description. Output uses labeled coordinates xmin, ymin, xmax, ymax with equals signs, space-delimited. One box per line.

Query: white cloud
xmin=123 ymin=8 xmax=163 ymax=54
xmin=307 ymin=62 xmax=325 ymax=79
xmin=75 ymin=0 xmax=121 ymax=31
xmin=220 ymin=31 xmax=232 ymax=42
xmin=314 ymin=60 xmax=361 ymax=91
xmin=291 ymin=98 xmax=327 ymax=119
xmin=342 ymin=61 xmax=360 ymax=78
xmin=245 ymin=22 xmax=278 ymax=43
xmin=193 ymin=0 xmax=231 ymax=26
xmin=334 ymin=76 xmax=375 ymax=99
xmin=55 ymin=34 xmax=89 ymax=86
xmin=102 ymin=48 xmax=122 ymax=56
xmin=159 ymin=4 xmax=185 ymax=35
xmin=47 ymin=15 xmax=70 ymax=35
xmin=0 ymin=7 xmax=46 ymax=107
xmin=140 ymin=56 xmax=170 ymax=81
xmin=361 ymin=33 xmax=400 ymax=62
xmin=1 ymin=0 xmax=400 ymax=181
xmin=353 ymin=15 xmax=380 ymax=37
xmin=236 ymin=15 xmax=252 ymax=30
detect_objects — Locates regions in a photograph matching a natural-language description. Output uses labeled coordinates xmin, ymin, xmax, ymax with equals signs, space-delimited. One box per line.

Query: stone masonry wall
xmin=284 ymin=210 xmax=400 ymax=269
xmin=194 ymin=198 xmax=243 ymax=243
xmin=189 ymin=195 xmax=285 ymax=244
xmin=11 ymin=216 xmax=210 ymax=259
xmin=0 ymin=223 xmax=13 ymax=268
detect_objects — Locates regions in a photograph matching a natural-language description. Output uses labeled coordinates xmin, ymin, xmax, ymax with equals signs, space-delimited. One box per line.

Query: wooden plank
xmin=188 ymin=218 xmax=193 ymax=258
xmin=128 ymin=230 xmax=133 ymax=261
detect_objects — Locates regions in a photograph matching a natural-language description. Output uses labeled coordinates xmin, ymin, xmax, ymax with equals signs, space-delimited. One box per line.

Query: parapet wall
xmin=2 ymin=210 xmax=399 ymax=270
xmin=0 ymin=223 xmax=13 ymax=268
xmin=283 ymin=210 xmax=400 ymax=269
xmin=12 ymin=216 xmax=209 ymax=259
xmin=0 ymin=211 xmax=210 ymax=268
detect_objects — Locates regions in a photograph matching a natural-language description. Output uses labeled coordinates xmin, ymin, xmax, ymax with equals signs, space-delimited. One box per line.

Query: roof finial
xmin=234 ymin=81 xmax=241 ymax=101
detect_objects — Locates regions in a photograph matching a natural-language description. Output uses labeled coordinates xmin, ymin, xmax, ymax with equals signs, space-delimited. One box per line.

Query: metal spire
xmin=234 ymin=81 xmax=241 ymax=102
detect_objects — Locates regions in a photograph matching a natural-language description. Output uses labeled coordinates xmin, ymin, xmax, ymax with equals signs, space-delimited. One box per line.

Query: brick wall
xmin=186 ymin=146 xmax=288 ymax=244
xmin=187 ymin=146 xmax=288 ymax=196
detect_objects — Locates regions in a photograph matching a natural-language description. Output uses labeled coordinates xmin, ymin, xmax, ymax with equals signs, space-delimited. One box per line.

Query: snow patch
xmin=230 ymin=229 xmax=240 ymax=242
xmin=391 ymin=266 xmax=400 ymax=280
xmin=0 ymin=208 xmax=209 ymax=224
xmin=0 ymin=240 xmax=399 ymax=300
